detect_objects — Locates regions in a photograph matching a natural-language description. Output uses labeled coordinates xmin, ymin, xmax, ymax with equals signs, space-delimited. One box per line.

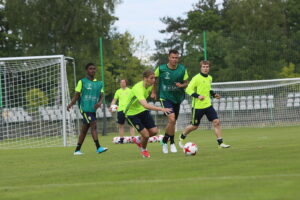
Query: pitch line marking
xmin=1 ymin=173 xmax=299 ymax=190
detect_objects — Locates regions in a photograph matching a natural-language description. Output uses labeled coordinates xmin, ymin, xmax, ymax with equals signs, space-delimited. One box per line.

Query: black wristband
xmin=191 ymin=93 xmax=199 ymax=98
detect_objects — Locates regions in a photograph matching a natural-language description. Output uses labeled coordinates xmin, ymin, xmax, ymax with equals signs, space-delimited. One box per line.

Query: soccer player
xmin=179 ymin=60 xmax=231 ymax=148
xmin=109 ymin=79 xmax=135 ymax=143
xmin=125 ymin=69 xmax=172 ymax=158
xmin=151 ymin=49 xmax=189 ymax=154
xmin=67 ymin=63 xmax=108 ymax=155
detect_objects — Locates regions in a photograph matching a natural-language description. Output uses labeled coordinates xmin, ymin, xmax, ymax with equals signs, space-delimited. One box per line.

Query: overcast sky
xmin=114 ymin=0 xmax=223 ymax=58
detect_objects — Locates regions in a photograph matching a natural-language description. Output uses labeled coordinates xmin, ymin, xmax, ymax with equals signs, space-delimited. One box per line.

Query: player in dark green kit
xmin=151 ymin=50 xmax=189 ymax=154
xmin=67 ymin=63 xmax=108 ymax=155
xmin=179 ymin=60 xmax=230 ymax=148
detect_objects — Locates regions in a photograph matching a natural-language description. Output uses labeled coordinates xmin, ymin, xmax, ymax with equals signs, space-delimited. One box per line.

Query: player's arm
xmin=139 ymin=99 xmax=172 ymax=113
xmin=175 ymin=69 xmax=189 ymax=88
xmin=109 ymin=90 xmax=119 ymax=112
xmin=186 ymin=77 xmax=205 ymax=101
xmin=94 ymin=89 xmax=104 ymax=110
xmin=67 ymin=80 xmax=82 ymax=111
xmin=151 ymin=67 xmax=159 ymax=100
xmin=210 ymin=90 xmax=220 ymax=99
xmin=67 ymin=92 xmax=80 ymax=111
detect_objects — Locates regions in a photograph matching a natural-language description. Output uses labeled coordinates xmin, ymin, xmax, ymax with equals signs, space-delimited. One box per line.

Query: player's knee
xmin=168 ymin=117 xmax=176 ymax=124
xmin=192 ymin=125 xmax=199 ymax=130
xmin=213 ymin=119 xmax=220 ymax=127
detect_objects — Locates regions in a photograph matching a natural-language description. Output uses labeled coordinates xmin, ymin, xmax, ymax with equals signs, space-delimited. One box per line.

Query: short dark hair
xmin=168 ymin=49 xmax=179 ymax=55
xmin=85 ymin=63 xmax=95 ymax=70
xmin=143 ymin=69 xmax=154 ymax=78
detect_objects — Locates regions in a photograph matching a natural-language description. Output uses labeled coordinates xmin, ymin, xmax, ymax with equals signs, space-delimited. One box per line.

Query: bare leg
xmin=148 ymin=127 xmax=158 ymax=137
xmin=119 ymin=124 xmax=125 ymax=137
xmin=139 ymin=128 xmax=150 ymax=149
xmin=165 ymin=113 xmax=176 ymax=136
xmin=182 ymin=125 xmax=199 ymax=136
xmin=212 ymin=119 xmax=222 ymax=138
xmin=129 ymin=126 xmax=135 ymax=137
xmin=75 ymin=124 xmax=90 ymax=151
xmin=90 ymin=120 xmax=98 ymax=141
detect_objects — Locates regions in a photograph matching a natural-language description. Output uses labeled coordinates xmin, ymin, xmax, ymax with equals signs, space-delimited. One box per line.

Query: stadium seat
xmin=226 ymin=97 xmax=233 ymax=111
xmin=267 ymin=95 xmax=274 ymax=108
xmin=287 ymin=98 xmax=293 ymax=107
xmin=294 ymin=98 xmax=300 ymax=107
xmin=219 ymin=98 xmax=226 ymax=111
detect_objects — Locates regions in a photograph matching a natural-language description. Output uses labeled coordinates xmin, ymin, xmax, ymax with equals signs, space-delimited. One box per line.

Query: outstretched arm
xmin=139 ymin=99 xmax=172 ymax=113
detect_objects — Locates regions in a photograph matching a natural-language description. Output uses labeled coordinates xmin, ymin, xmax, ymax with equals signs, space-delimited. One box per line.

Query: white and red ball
xmin=110 ymin=104 xmax=118 ymax=112
xmin=183 ymin=142 xmax=198 ymax=156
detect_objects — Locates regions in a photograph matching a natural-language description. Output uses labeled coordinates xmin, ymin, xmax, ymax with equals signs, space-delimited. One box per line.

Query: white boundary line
xmin=1 ymin=173 xmax=299 ymax=190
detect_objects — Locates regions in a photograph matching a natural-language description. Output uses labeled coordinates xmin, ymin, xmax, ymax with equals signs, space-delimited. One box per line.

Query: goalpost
xmin=172 ymin=78 xmax=300 ymax=131
xmin=0 ymin=55 xmax=77 ymax=149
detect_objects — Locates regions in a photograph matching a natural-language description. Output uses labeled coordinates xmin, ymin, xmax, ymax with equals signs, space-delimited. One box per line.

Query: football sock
xmin=75 ymin=143 xmax=82 ymax=152
xmin=180 ymin=133 xmax=186 ymax=140
xmin=217 ymin=138 xmax=223 ymax=145
xmin=94 ymin=140 xmax=100 ymax=149
xmin=170 ymin=135 xmax=175 ymax=144
xmin=162 ymin=133 xmax=170 ymax=144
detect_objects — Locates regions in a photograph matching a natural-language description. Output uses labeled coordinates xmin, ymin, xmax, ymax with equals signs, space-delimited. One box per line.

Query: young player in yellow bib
xmin=151 ymin=50 xmax=189 ymax=154
xmin=125 ymin=70 xmax=172 ymax=158
xmin=109 ymin=79 xmax=135 ymax=143
xmin=179 ymin=61 xmax=231 ymax=149
xmin=67 ymin=63 xmax=108 ymax=155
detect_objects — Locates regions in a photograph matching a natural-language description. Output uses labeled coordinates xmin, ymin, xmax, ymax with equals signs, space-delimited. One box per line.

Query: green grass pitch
xmin=1 ymin=126 xmax=299 ymax=200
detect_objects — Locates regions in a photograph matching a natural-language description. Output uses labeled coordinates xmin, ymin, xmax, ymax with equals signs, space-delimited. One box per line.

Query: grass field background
xmin=1 ymin=126 xmax=300 ymax=200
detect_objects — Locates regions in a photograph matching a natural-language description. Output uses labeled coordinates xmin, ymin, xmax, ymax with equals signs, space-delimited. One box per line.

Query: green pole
xmin=99 ymin=37 xmax=107 ymax=136
xmin=203 ymin=31 xmax=207 ymax=61
xmin=0 ymin=72 xmax=2 ymax=108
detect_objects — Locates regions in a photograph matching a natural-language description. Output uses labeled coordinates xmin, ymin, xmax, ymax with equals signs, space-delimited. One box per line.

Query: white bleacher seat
xmin=267 ymin=95 xmax=274 ymax=108
xmin=254 ymin=100 xmax=261 ymax=109
xmin=294 ymin=98 xmax=300 ymax=107
xmin=287 ymin=99 xmax=293 ymax=107
xmin=240 ymin=101 xmax=246 ymax=110
xmin=295 ymin=93 xmax=300 ymax=98
xmin=261 ymin=99 xmax=268 ymax=109
xmin=288 ymin=93 xmax=294 ymax=98
xmin=182 ymin=100 xmax=188 ymax=105
xmin=150 ymin=110 xmax=156 ymax=115
xmin=154 ymin=102 xmax=161 ymax=107
xmin=219 ymin=98 xmax=226 ymax=111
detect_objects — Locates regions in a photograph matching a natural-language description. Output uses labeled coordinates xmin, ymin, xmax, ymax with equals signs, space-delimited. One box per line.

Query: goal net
xmin=0 ymin=55 xmax=77 ymax=149
xmin=154 ymin=78 xmax=300 ymax=131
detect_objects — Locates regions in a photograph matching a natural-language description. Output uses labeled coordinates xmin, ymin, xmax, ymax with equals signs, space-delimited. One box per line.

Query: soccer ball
xmin=112 ymin=137 xmax=120 ymax=144
xmin=183 ymin=142 xmax=198 ymax=156
xmin=110 ymin=104 xmax=118 ymax=112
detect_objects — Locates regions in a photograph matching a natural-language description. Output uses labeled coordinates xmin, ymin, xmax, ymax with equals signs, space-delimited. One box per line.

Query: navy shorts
xmin=117 ymin=111 xmax=126 ymax=125
xmin=160 ymin=99 xmax=181 ymax=120
xmin=126 ymin=110 xmax=156 ymax=132
xmin=81 ymin=112 xmax=97 ymax=124
xmin=192 ymin=106 xmax=218 ymax=126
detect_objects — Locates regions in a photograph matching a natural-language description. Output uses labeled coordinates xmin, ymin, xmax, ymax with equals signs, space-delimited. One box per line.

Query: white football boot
xmin=170 ymin=144 xmax=177 ymax=153
xmin=162 ymin=143 xmax=168 ymax=154
xmin=219 ymin=143 xmax=231 ymax=148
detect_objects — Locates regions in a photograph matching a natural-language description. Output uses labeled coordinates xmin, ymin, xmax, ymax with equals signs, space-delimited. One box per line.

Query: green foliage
xmin=279 ymin=63 xmax=300 ymax=78
xmin=154 ymin=0 xmax=300 ymax=81
xmin=25 ymin=88 xmax=49 ymax=109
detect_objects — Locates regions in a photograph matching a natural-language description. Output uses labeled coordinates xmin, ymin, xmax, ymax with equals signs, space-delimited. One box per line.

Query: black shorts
xmin=160 ymin=99 xmax=181 ymax=120
xmin=117 ymin=111 xmax=126 ymax=125
xmin=81 ymin=112 xmax=96 ymax=124
xmin=126 ymin=110 xmax=156 ymax=132
xmin=192 ymin=106 xmax=218 ymax=126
